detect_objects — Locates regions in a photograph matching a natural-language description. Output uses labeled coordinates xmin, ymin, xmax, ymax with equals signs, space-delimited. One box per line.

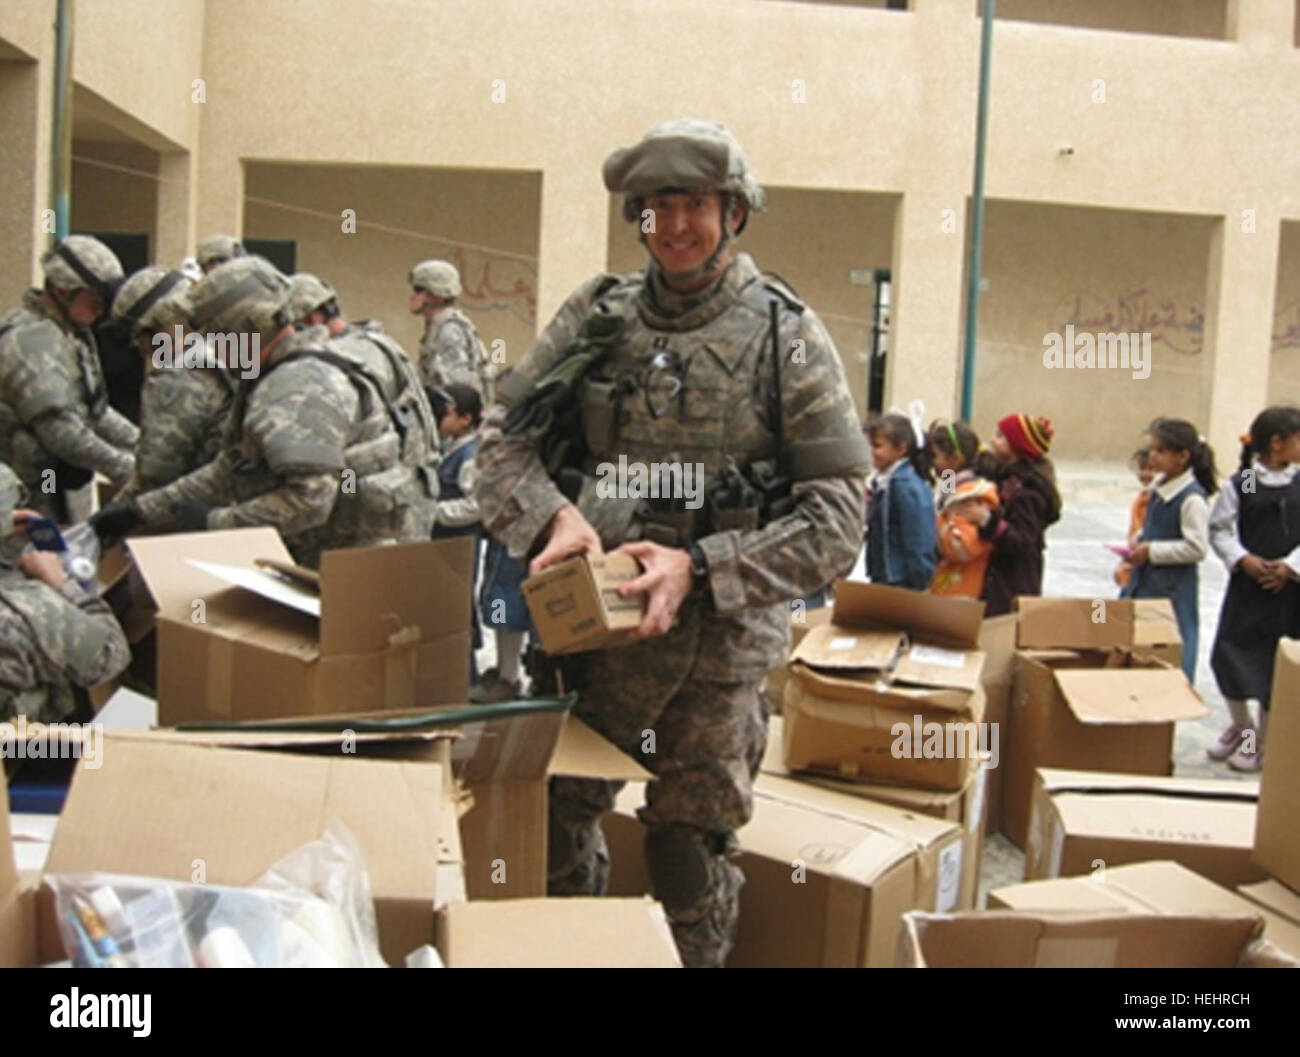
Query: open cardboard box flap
xmin=899 ymin=909 xmax=1277 ymax=968
xmin=788 ymin=661 xmax=980 ymax=714
xmin=1238 ymin=879 xmax=1300 ymax=926
xmin=1015 ymin=597 xmax=1180 ymax=650
xmin=128 ymin=529 xmax=473 ymax=660
xmin=1037 ymin=767 xmax=1258 ymax=802
xmin=1051 ymin=668 xmax=1206 ymax=724
xmin=45 ymin=736 xmax=458 ymax=909
xmin=832 ymin=581 xmax=985 ymax=648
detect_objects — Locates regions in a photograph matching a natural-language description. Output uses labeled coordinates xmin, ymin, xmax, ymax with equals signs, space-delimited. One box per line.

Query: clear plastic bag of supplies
xmin=46 ymin=823 xmax=387 ymax=968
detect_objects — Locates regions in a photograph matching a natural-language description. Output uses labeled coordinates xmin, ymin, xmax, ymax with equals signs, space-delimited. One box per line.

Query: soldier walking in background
xmin=476 ymin=119 xmax=869 ymax=966
xmin=409 ymin=259 xmax=494 ymax=403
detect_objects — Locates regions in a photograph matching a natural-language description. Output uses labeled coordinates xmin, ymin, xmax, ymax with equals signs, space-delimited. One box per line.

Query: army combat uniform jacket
xmin=476 ymin=252 xmax=868 ymax=707
xmin=135 ymin=324 xmax=439 ymax=568
xmin=420 ymin=305 xmax=494 ymax=404
xmin=0 ymin=290 xmax=138 ymax=517
xmin=0 ymin=572 xmax=132 ymax=723
xmin=117 ymin=353 xmax=239 ymax=501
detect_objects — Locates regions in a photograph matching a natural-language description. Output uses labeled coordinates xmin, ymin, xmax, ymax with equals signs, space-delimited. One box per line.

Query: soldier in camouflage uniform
xmin=475 ymin=120 xmax=869 ymax=966
xmin=91 ymin=258 xmax=439 ymax=568
xmin=409 ymin=259 xmax=494 ymax=403
xmin=0 ymin=235 xmax=138 ymax=522
xmin=0 ymin=463 xmax=131 ymax=722
xmin=111 ymin=266 xmax=238 ymax=501
xmin=196 ymin=234 xmax=246 ymax=274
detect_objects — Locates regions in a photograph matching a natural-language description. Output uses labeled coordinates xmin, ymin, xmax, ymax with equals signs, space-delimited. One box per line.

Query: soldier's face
xmin=409 ymin=289 xmax=427 ymax=314
xmin=66 ymin=289 xmax=104 ymax=326
xmin=643 ymin=191 xmax=728 ymax=279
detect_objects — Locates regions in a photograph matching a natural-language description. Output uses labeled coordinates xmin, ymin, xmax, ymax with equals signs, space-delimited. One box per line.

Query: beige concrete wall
xmin=974 ymin=200 xmax=1215 ymax=460
xmin=605 ymin=186 xmax=897 ymax=418
xmin=0 ymin=59 xmax=48 ymax=295
xmin=243 ymin=162 xmax=540 ymax=363
xmin=70 ymin=139 xmax=158 ymax=252
xmin=73 ymin=0 xmax=203 ymax=152
xmin=1268 ymin=220 xmax=1300 ymax=408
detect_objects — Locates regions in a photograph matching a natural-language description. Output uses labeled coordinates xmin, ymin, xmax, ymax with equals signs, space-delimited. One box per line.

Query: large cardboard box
xmin=33 ymin=733 xmax=463 ymax=966
xmin=898 ymin=910 xmax=1293 ymax=968
xmin=783 ymin=583 xmax=988 ymax=791
xmin=1025 ymin=768 xmax=1264 ymax=888
xmin=763 ymin=603 xmax=833 ymax=715
xmin=0 ymin=780 xmax=39 ymax=967
xmin=1014 ymin=596 xmax=1183 ymax=670
xmin=1254 ymin=638 xmax=1300 ymax=892
xmin=126 ymin=528 xmax=474 ymax=725
xmin=606 ymin=773 xmax=964 ymax=967
xmin=1003 ymin=650 xmax=1204 ymax=847
xmin=435 ymin=898 xmax=681 ymax=967
xmin=989 ymin=859 xmax=1300 ymax=961
xmin=523 ymin=552 xmax=644 ymax=654
xmin=1238 ymin=878 xmax=1300 ymax=929
xmin=761 ymin=715 xmax=987 ymax=911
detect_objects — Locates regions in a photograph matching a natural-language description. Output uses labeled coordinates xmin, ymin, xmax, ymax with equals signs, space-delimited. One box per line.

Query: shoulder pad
xmin=10 ymin=317 xmax=66 ymax=358
xmin=761 ymin=272 xmax=805 ymax=314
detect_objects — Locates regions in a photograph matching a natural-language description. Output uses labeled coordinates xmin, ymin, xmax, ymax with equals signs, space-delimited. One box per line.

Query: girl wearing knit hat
xmin=948 ymin=413 xmax=1061 ymax=616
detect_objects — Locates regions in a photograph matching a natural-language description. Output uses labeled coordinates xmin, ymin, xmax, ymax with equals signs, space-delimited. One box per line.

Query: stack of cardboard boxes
xmin=6 ymin=535 xmax=1300 ymax=967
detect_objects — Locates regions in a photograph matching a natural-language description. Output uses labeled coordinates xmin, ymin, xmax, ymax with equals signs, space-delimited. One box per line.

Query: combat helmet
xmin=111 ymin=266 xmax=193 ymax=336
xmin=408 ymin=260 xmax=462 ymax=300
xmin=287 ymin=272 xmax=339 ymax=323
xmin=40 ymin=235 xmax=125 ymax=306
xmin=196 ymin=234 xmax=246 ymax=271
xmin=189 ymin=256 xmax=292 ymax=335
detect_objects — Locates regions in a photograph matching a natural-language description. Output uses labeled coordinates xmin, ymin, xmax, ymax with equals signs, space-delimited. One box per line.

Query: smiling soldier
xmin=475 ymin=119 xmax=869 ymax=967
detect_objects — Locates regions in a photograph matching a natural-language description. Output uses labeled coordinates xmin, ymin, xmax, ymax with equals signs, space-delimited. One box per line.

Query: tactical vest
xmin=427 ymin=308 xmax=494 ymax=402
xmin=567 ymin=272 xmax=800 ymax=548
xmin=234 ymin=327 xmax=439 ymax=549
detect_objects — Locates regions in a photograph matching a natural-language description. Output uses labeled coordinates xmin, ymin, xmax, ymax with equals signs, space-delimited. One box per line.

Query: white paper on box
xmin=968 ymin=765 xmax=988 ymax=836
xmin=829 ymin=637 xmax=859 ymax=652
xmin=185 ymin=559 xmax=322 ymax=618
xmin=909 ymin=645 xmax=967 ymax=670
xmin=937 ymin=842 xmax=963 ymax=912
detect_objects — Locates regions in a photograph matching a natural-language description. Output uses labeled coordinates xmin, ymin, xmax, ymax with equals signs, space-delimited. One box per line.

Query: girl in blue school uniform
xmin=1123 ymin=417 xmax=1218 ymax=685
xmin=1206 ymin=406 xmax=1300 ymax=772
xmin=865 ymin=412 xmax=936 ymax=590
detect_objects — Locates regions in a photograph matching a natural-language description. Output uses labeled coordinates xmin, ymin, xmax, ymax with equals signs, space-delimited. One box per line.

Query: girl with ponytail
xmin=1123 ymin=418 xmax=1217 ymax=684
xmin=1206 ymin=405 xmax=1300 ymax=771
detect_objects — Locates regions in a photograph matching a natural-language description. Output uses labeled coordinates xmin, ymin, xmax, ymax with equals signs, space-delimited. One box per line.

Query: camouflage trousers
xmin=548 ymin=677 xmax=768 ymax=968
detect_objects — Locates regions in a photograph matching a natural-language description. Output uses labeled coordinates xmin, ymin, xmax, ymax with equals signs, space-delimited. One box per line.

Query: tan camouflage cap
xmin=40 ymin=235 xmax=125 ymax=300
xmin=111 ymin=266 xmax=194 ymax=336
xmin=287 ymin=272 xmax=338 ymax=322
xmin=603 ymin=118 xmax=766 ymax=224
xmin=408 ymin=259 xmax=462 ymax=299
xmin=189 ymin=256 xmax=292 ymax=335
xmin=196 ymin=234 xmax=246 ymax=269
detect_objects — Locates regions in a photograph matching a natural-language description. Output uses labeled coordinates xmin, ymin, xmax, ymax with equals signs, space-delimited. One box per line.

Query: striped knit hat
xmin=998 ymin=413 xmax=1053 ymax=461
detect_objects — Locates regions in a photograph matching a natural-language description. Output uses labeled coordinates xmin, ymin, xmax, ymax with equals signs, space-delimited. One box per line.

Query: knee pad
xmin=645 ymin=824 xmax=721 ymax=917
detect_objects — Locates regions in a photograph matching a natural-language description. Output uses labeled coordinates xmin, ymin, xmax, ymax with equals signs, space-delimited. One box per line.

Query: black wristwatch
xmin=688 ymin=543 xmax=709 ymax=593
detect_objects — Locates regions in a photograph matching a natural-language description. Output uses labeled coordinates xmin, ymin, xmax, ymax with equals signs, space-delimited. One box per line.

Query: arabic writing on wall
xmin=1056 ymin=289 xmax=1300 ymax=355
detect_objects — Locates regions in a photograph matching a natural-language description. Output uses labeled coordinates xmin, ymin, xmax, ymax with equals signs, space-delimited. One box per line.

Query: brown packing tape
xmin=1035 ymin=936 xmax=1119 ymax=968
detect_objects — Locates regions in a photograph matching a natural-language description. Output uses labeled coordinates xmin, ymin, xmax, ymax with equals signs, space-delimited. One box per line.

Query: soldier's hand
xmin=89 ymin=501 xmax=144 ymax=544
xmin=19 ymin=550 xmax=68 ymax=589
xmin=9 ymin=508 xmax=43 ymax=532
xmin=530 ymin=504 xmax=603 ymax=574
xmin=614 ymin=540 xmax=691 ymax=640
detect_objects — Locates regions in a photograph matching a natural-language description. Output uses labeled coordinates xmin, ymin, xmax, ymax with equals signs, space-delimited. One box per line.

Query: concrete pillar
xmin=0 ymin=57 xmax=53 ymax=295
xmin=1203 ymin=210 xmax=1280 ymax=468
xmin=534 ymin=160 xmax=608 ymax=345
xmin=1226 ymin=1 xmax=1295 ymax=48
xmin=154 ymin=151 xmax=195 ymax=267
